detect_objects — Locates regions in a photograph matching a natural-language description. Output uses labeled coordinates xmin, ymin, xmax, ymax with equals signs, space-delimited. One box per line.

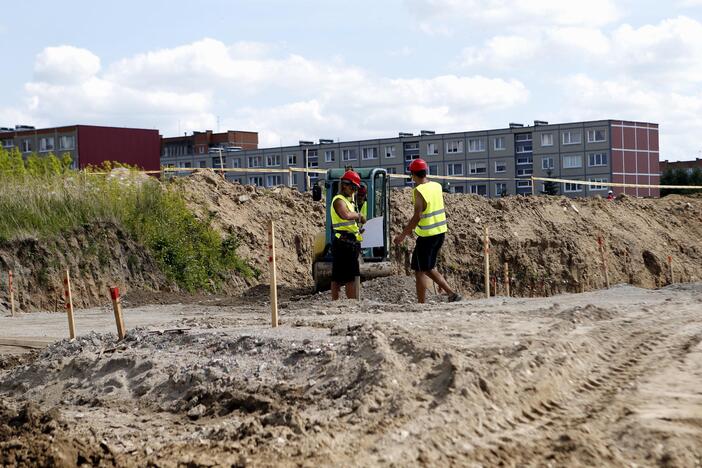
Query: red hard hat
xmin=341 ymin=170 xmax=361 ymax=188
xmin=408 ymin=158 xmax=428 ymax=173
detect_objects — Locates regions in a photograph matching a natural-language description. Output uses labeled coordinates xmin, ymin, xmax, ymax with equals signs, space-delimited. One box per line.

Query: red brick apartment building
xmin=0 ymin=124 xmax=161 ymax=170
xmin=659 ymin=158 xmax=702 ymax=174
xmin=161 ymin=130 xmax=259 ymax=169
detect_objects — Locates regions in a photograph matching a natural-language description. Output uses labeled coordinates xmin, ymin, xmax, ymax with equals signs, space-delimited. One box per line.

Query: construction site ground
xmin=2 ymin=278 xmax=701 ymax=467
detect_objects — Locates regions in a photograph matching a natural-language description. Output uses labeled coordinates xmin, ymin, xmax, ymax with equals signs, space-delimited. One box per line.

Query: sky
xmin=1 ymin=0 xmax=702 ymax=161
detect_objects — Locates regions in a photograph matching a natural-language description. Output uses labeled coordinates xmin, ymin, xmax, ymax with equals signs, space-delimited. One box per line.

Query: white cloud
xmin=406 ymin=0 xmax=621 ymax=34
xmin=561 ymin=74 xmax=702 ymax=160
xmin=33 ymin=46 xmax=101 ymax=85
xmin=19 ymin=39 xmax=528 ymax=142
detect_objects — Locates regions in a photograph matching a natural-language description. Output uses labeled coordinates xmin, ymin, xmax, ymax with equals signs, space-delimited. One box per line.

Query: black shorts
xmin=331 ymin=235 xmax=360 ymax=284
xmin=411 ymin=233 xmax=445 ymax=272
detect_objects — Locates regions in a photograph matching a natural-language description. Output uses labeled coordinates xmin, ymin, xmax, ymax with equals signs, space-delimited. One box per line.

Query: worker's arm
xmin=334 ymin=198 xmax=366 ymax=223
xmin=393 ymin=190 xmax=425 ymax=245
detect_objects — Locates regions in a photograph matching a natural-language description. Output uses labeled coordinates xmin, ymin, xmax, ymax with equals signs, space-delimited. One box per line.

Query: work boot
xmin=448 ymin=292 xmax=462 ymax=303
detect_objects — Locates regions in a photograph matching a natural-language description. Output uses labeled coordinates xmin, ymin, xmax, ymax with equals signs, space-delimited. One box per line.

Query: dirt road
xmin=1 ymin=281 xmax=701 ymax=466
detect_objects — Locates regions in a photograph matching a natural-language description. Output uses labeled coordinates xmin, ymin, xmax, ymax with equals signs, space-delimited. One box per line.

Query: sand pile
xmin=175 ymin=170 xmax=325 ymax=293
xmin=179 ymin=171 xmax=702 ymax=298
xmin=389 ymin=190 xmax=702 ymax=296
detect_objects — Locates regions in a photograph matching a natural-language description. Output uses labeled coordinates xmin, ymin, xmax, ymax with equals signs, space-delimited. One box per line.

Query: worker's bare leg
xmin=415 ymin=271 xmax=429 ymax=304
xmin=426 ymin=268 xmax=454 ymax=296
xmin=331 ymin=281 xmax=341 ymax=301
xmin=345 ymin=281 xmax=357 ymax=300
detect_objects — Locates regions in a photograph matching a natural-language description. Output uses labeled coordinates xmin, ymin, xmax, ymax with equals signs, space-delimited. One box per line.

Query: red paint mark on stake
xmin=110 ymin=287 xmax=119 ymax=300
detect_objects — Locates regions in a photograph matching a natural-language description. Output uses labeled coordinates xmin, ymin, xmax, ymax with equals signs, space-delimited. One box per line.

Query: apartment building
xmin=160 ymin=119 xmax=660 ymax=198
xmin=659 ymin=158 xmax=702 ymax=175
xmin=161 ymin=130 xmax=259 ymax=170
xmin=0 ymin=124 xmax=161 ymax=170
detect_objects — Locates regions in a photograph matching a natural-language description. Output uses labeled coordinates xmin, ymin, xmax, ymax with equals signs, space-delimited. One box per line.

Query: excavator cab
xmin=312 ymin=168 xmax=394 ymax=291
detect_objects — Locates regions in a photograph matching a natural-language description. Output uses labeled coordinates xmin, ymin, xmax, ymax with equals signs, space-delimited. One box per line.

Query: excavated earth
xmin=1 ymin=282 xmax=701 ymax=466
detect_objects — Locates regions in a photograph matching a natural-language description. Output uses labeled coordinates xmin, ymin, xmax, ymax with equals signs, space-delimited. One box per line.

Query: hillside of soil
xmin=2 ymin=170 xmax=701 ymax=313
xmin=179 ymin=170 xmax=702 ymax=298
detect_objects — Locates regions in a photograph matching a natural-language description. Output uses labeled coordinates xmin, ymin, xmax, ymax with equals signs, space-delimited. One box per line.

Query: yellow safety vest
xmin=360 ymin=201 xmax=367 ymax=219
xmin=331 ymin=194 xmax=361 ymax=239
xmin=413 ymin=181 xmax=448 ymax=237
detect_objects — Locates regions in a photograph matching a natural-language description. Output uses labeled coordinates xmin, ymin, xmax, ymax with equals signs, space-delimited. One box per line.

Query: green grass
xmin=0 ymin=154 xmax=255 ymax=291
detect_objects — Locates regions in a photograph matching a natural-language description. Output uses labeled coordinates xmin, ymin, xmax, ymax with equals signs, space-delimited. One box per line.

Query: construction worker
xmin=357 ymin=184 xmax=368 ymax=219
xmin=394 ymin=158 xmax=462 ymax=304
xmin=607 ymin=190 xmax=615 ymax=200
xmin=330 ymin=170 xmax=366 ymax=300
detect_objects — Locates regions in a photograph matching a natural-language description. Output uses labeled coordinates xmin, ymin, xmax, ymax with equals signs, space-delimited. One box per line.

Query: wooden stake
xmin=268 ymin=219 xmax=279 ymax=328
xmin=597 ymin=235 xmax=610 ymax=289
xmin=8 ymin=271 xmax=16 ymax=317
xmin=667 ymin=255 xmax=674 ymax=285
xmin=109 ymin=287 xmax=126 ymax=340
xmin=483 ymin=226 xmax=490 ymax=298
xmin=63 ymin=269 xmax=76 ymax=339
xmin=503 ymin=262 xmax=510 ymax=297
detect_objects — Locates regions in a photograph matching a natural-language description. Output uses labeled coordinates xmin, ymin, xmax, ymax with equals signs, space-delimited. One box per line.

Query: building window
xmin=562 ymin=130 xmax=581 ymax=145
xmin=266 ymin=154 xmax=281 ymax=167
xmin=468 ymin=162 xmax=487 ymax=174
xmin=308 ymin=155 xmax=319 ymax=168
xmin=563 ymin=182 xmax=583 ymax=192
xmin=446 ymin=140 xmax=464 ymax=153
xmin=58 ymin=135 xmax=74 ymax=150
xmin=590 ymin=177 xmax=609 ymax=191
xmin=291 ymin=173 xmax=299 ymax=185
xmin=515 ymin=134 xmax=532 ymax=142
xmin=362 ymin=147 xmax=378 ymax=160
xmin=231 ymin=158 xmax=241 ymax=168
xmin=324 ymin=150 xmax=335 ymax=163
xmin=495 ymin=182 xmax=507 ymax=196
xmin=266 ymin=175 xmax=282 ymax=187
xmin=494 ymin=161 xmax=507 ymax=173
xmin=39 ymin=137 xmax=55 ymax=152
xmin=540 ymin=133 xmax=554 ymax=146
xmin=249 ymin=176 xmax=264 ymax=186
xmin=516 ymin=155 xmax=533 ymax=165
xmin=213 ymin=157 xmax=227 ymax=169
xmin=385 ymin=146 xmax=396 ymax=158
xmin=587 ymin=129 xmax=606 ymax=143
xmin=342 ymin=149 xmax=357 ymax=161
xmin=494 ymin=137 xmax=505 ymax=151
xmin=446 ymin=163 xmax=463 ymax=176
xmin=21 ymin=139 xmax=31 ymax=152
xmin=428 ymin=164 xmax=439 ymax=175
xmin=562 ymin=154 xmax=583 ymax=169
xmin=588 ymin=152 xmax=608 ymax=166
xmin=542 ymin=157 xmax=554 ymax=170
xmin=1 ymin=139 xmax=13 ymax=148
xmin=385 ymin=167 xmax=397 ymax=174
xmin=199 ymin=161 xmax=207 ymax=168
xmin=467 ymin=138 xmax=484 ymax=152
xmin=469 ymin=184 xmax=488 ymax=196
xmin=517 ymin=180 xmax=532 ymax=188
xmin=248 ymin=156 xmax=262 ymax=168
xmin=426 ymin=143 xmax=439 ymax=155
xmin=516 ymin=167 xmax=533 ymax=176
xmin=287 ymin=154 xmax=297 ymax=165
xmin=199 ymin=146 xmax=205 ymax=154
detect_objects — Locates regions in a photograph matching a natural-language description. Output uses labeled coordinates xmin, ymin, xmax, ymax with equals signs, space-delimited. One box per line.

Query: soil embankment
xmin=2 ymin=170 xmax=701 ymax=312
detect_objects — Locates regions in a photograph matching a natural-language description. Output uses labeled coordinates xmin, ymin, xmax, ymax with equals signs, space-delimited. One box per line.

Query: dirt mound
xmin=389 ymin=190 xmax=702 ymax=297
xmin=176 ymin=170 xmax=325 ymax=294
xmin=0 ymin=222 xmax=172 ymax=313
xmin=178 ymin=172 xmax=702 ymax=298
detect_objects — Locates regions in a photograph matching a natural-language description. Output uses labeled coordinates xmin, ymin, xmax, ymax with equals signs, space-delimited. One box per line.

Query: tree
xmin=541 ymin=169 xmax=559 ymax=196
xmin=661 ymin=168 xmax=702 ymax=196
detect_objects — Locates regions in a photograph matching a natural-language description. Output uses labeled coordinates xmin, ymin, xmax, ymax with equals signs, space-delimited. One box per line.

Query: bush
xmin=0 ymin=149 xmax=253 ymax=291
xmin=661 ymin=167 xmax=702 ymax=196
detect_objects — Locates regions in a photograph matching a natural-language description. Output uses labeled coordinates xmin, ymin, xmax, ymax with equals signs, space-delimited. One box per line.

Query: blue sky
xmin=2 ymin=0 xmax=702 ymax=160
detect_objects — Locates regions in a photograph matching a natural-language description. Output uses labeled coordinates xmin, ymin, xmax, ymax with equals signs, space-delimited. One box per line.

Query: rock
xmin=187 ymin=404 xmax=207 ymax=419
xmin=238 ymin=195 xmax=251 ymax=203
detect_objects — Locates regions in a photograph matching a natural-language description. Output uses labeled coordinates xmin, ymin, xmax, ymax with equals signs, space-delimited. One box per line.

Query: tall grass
xmin=0 ymin=150 xmax=255 ymax=291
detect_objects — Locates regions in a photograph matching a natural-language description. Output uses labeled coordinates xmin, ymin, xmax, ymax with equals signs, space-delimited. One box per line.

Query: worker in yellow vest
xmin=330 ymin=170 xmax=366 ymax=300
xmin=393 ymin=158 xmax=461 ymax=304
xmin=357 ymin=184 xmax=368 ymax=219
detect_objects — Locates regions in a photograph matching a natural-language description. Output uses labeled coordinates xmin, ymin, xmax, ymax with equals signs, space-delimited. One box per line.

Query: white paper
xmin=361 ymin=216 xmax=384 ymax=248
